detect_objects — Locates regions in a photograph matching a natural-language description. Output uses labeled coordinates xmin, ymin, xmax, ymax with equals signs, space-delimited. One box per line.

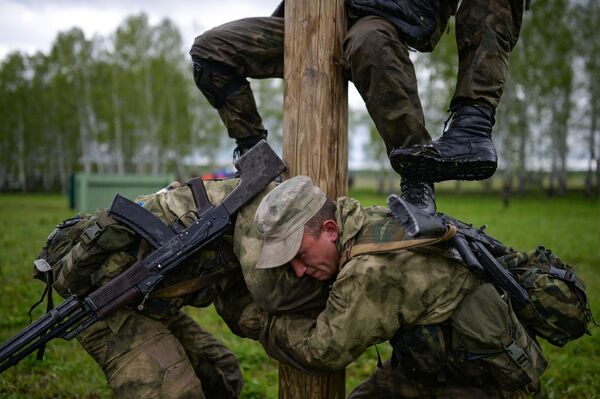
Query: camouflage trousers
xmin=348 ymin=360 xmax=528 ymax=399
xmin=77 ymin=309 xmax=243 ymax=399
xmin=190 ymin=0 xmax=523 ymax=155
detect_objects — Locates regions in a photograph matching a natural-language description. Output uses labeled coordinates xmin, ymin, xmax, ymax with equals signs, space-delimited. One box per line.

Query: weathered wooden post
xmin=280 ymin=0 xmax=348 ymax=397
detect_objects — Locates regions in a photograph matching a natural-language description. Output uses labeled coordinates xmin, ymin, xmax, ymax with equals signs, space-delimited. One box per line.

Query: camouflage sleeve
xmin=257 ymin=251 xmax=477 ymax=373
xmin=258 ymin=255 xmax=405 ymax=373
xmin=213 ymin=269 xmax=256 ymax=339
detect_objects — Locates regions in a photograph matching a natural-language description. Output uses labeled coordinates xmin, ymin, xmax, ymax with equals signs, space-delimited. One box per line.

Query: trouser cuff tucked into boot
xmin=233 ymin=131 xmax=268 ymax=162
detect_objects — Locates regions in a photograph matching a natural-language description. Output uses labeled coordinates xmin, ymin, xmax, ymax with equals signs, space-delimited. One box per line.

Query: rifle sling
xmin=340 ymin=225 xmax=457 ymax=267
xmin=149 ymin=270 xmax=236 ymax=299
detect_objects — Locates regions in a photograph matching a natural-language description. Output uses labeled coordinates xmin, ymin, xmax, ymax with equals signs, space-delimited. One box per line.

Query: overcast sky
xmin=0 ymin=0 xmax=366 ymax=106
xmin=0 ymin=0 xmax=373 ymax=168
xmin=0 ymin=0 xmax=278 ymax=59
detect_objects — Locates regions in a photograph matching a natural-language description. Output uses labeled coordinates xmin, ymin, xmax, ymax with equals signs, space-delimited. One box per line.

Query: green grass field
xmin=0 ymin=191 xmax=598 ymax=398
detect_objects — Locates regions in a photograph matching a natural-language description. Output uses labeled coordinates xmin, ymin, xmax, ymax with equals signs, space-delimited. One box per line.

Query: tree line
xmin=0 ymin=1 xmax=598 ymax=195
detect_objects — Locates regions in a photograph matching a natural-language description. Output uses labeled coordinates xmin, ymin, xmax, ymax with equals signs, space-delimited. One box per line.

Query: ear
xmin=321 ymin=220 xmax=339 ymax=242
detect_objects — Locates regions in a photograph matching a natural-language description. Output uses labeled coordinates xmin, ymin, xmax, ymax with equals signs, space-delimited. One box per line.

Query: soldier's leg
xmin=167 ymin=310 xmax=244 ymax=399
xmin=77 ymin=310 xmax=205 ymax=399
xmin=390 ymin=0 xmax=524 ymax=182
xmin=190 ymin=17 xmax=284 ymax=157
xmin=348 ymin=360 xmax=507 ymax=399
xmin=347 ymin=360 xmax=431 ymax=398
xmin=452 ymin=0 xmax=524 ymax=110
xmin=342 ymin=15 xmax=430 ymax=154
xmin=343 ymin=15 xmax=436 ymax=214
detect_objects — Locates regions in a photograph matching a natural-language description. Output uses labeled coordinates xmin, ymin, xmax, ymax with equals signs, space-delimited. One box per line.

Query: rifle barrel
xmin=0 ymin=297 xmax=90 ymax=373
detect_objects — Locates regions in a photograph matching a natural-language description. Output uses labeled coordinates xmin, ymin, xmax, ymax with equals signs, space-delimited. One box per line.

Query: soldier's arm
xmin=256 ymin=256 xmax=405 ymax=373
xmin=253 ymin=250 xmax=476 ymax=373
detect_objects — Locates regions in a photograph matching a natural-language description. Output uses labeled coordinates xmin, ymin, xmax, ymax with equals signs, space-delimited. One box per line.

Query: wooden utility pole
xmin=281 ymin=0 xmax=348 ymax=397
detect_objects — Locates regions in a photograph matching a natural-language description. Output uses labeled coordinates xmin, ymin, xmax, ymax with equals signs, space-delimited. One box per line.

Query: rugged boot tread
xmin=393 ymin=153 xmax=497 ymax=182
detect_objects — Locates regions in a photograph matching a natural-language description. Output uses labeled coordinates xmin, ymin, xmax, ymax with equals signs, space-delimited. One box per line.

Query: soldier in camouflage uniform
xmin=189 ymin=0 xmax=525 ymax=213
xmin=237 ymin=176 xmax=547 ymax=398
xmin=50 ymin=179 xmax=247 ymax=399
xmin=43 ymin=179 xmax=291 ymax=399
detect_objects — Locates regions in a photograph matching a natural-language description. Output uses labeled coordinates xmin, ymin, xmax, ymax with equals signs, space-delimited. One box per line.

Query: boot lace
xmin=400 ymin=180 xmax=430 ymax=208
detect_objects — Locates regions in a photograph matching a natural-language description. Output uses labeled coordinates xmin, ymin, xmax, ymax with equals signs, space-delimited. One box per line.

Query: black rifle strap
xmin=186 ymin=177 xmax=212 ymax=214
xmin=109 ymin=194 xmax=175 ymax=249
xmin=26 ymin=270 xmax=54 ymax=361
xmin=36 ymin=272 xmax=54 ymax=360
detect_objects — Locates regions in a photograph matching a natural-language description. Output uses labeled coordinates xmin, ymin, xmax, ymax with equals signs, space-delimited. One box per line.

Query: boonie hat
xmin=255 ymin=176 xmax=326 ymax=269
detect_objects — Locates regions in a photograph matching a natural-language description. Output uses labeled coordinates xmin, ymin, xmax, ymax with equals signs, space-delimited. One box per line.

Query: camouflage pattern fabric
xmin=248 ymin=197 xmax=479 ymax=373
xmin=448 ymin=283 xmax=547 ymax=395
xmin=234 ymin=181 xmax=331 ymax=316
xmin=242 ymin=196 xmax=547 ymax=395
xmin=190 ymin=0 xmax=523 ymax=154
xmin=254 ymin=176 xmax=327 ymax=269
xmin=77 ymin=309 xmax=243 ymax=399
xmin=41 ymin=209 xmax=138 ymax=298
xmin=190 ymin=17 xmax=284 ymax=141
xmin=131 ymin=179 xmax=243 ymax=312
xmin=48 ymin=178 xmax=267 ymax=398
xmin=453 ymin=0 xmax=524 ymax=110
xmin=499 ymin=246 xmax=592 ymax=347
xmin=50 ymin=177 xmax=335 ymax=398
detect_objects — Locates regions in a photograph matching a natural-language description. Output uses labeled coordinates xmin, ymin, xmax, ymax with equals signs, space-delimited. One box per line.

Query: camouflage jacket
xmin=86 ymin=179 xmax=272 ymax=332
xmin=243 ymin=197 xmax=479 ymax=373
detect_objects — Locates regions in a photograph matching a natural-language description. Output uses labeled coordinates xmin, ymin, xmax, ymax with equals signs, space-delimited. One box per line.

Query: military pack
xmin=499 ymin=246 xmax=593 ymax=347
xmin=32 ymin=179 xmax=243 ymax=313
xmin=343 ymin=205 xmax=592 ymax=393
xmin=34 ymin=210 xmax=137 ymax=298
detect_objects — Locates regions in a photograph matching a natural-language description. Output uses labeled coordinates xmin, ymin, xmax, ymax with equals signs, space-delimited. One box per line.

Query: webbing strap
xmin=340 ymin=225 xmax=457 ymax=267
xmin=149 ymin=270 xmax=234 ymax=299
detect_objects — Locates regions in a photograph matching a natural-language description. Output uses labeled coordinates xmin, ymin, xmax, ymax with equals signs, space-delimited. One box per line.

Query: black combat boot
xmin=400 ymin=179 xmax=436 ymax=215
xmin=233 ymin=131 xmax=268 ymax=162
xmin=390 ymin=104 xmax=496 ymax=182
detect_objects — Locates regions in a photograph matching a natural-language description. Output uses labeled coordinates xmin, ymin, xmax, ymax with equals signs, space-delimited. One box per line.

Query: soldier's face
xmin=289 ymin=220 xmax=340 ymax=281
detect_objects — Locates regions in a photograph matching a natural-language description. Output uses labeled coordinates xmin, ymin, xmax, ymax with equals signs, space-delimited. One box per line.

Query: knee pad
xmin=192 ymin=59 xmax=247 ymax=109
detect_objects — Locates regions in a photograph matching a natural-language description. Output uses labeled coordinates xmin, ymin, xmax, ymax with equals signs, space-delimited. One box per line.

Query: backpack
xmin=498 ymin=246 xmax=593 ymax=347
xmin=345 ymin=206 xmax=594 ymax=348
xmin=34 ymin=209 xmax=138 ymax=298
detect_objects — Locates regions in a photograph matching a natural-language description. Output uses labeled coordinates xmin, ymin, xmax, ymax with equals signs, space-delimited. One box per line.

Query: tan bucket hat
xmin=254 ymin=176 xmax=326 ymax=269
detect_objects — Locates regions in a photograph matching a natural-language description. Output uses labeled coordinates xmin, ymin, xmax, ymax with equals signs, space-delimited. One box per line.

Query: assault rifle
xmin=387 ymin=194 xmax=530 ymax=310
xmin=0 ymin=141 xmax=286 ymax=373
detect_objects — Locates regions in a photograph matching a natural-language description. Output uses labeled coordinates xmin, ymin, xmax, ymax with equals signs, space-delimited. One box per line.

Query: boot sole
xmin=392 ymin=154 xmax=497 ymax=182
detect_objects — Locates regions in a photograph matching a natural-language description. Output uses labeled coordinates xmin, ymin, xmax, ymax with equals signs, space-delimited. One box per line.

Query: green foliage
xmin=2 ymin=1 xmax=600 ymax=194
xmin=0 ymin=191 xmax=598 ymax=398
xmin=0 ymin=13 xmax=238 ymax=191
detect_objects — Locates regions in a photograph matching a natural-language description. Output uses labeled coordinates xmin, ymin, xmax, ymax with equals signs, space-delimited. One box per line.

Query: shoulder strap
xmin=339 ymin=225 xmax=457 ymax=268
xmin=149 ymin=270 xmax=236 ymax=299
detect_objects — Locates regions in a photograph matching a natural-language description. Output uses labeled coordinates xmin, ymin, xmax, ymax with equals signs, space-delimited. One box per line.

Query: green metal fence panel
xmin=71 ymin=174 xmax=175 ymax=212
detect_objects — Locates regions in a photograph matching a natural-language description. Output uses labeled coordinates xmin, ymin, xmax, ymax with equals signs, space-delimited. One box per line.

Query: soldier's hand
xmin=239 ymin=302 xmax=268 ymax=340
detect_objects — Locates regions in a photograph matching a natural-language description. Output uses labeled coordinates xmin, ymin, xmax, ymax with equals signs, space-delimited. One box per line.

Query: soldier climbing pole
xmin=280 ymin=0 xmax=348 ymax=397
